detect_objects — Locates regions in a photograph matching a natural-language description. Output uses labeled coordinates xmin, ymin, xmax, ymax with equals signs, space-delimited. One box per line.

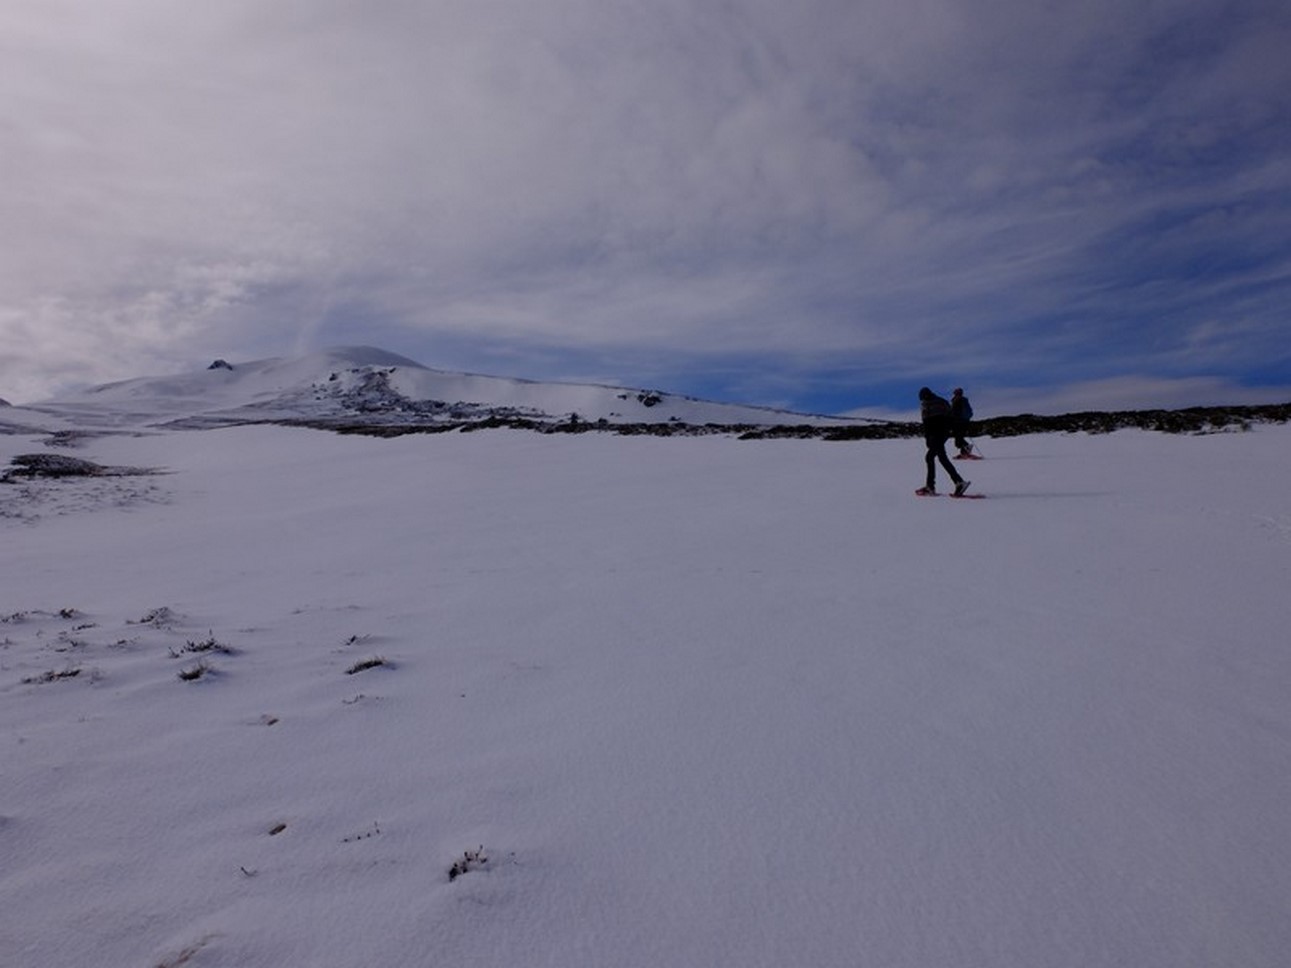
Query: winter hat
xmin=918 ymin=387 xmax=933 ymax=400
xmin=952 ymin=388 xmax=963 ymax=396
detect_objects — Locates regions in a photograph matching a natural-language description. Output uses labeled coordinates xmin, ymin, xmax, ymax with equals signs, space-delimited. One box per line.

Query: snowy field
xmin=2 ymin=421 xmax=1290 ymax=967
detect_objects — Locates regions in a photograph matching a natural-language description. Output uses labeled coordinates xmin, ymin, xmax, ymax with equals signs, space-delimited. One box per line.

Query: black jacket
xmin=920 ymin=393 xmax=953 ymax=442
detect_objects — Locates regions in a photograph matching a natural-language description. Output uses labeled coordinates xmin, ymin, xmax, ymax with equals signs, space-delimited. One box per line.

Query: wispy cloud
xmin=3 ymin=0 xmax=1289 ymax=411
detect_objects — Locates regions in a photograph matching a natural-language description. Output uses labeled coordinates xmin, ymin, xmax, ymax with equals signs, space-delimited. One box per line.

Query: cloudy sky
xmin=3 ymin=0 xmax=1289 ymax=416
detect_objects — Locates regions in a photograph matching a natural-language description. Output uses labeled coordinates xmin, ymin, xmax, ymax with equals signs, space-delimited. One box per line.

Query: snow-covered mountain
xmin=18 ymin=346 xmax=866 ymax=431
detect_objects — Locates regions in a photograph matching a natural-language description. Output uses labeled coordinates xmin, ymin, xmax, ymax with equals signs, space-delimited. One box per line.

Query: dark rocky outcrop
xmin=273 ymin=400 xmax=1291 ymax=441
xmin=751 ymin=402 xmax=1291 ymax=441
xmin=2 ymin=453 xmax=161 ymax=482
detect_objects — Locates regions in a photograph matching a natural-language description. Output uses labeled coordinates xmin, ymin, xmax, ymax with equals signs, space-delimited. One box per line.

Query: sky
xmin=3 ymin=0 xmax=1290 ymax=417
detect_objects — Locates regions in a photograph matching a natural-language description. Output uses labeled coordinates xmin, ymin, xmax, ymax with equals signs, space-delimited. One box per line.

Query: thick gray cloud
xmin=3 ymin=0 xmax=1289 ymax=409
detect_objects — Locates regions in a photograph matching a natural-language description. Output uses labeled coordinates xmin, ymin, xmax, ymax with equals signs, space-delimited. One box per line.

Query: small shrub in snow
xmin=448 ymin=846 xmax=489 ymax=881
xmin=132 ymin=607 xmax=179 ymax=628
xmin=169 ymin=633 xmax=235 ymax=658
xmin=177 ymin=661 xmax=211 ymax=682
xmin=345 ymin=656 xmax=386 ymax=675
xmin=22 ymin=667 xmax=82 ymax=684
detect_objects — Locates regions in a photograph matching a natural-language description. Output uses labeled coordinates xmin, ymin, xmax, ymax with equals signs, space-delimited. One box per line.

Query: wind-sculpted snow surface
xmin=2 ymin=419 xmax=1290 ymax=967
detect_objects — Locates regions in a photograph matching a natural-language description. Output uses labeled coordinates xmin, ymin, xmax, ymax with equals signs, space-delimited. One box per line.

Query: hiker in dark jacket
xmin=917 ymin=387 xmax=969 ymax=496
xmin=951 ymin=387 xmax=974 ymax=458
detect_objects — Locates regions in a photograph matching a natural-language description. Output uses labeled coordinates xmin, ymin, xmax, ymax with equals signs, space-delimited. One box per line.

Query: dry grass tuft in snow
xmin=448 ymin=846 xmax=489 ymax=882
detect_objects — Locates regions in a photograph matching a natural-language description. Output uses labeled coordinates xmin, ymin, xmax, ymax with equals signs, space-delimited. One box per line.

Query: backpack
xmin=921 ymin=395 xmax=952 ymax=424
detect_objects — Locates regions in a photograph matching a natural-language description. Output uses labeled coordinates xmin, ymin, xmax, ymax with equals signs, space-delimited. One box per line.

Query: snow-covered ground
xmin=2 ymin=417 xmax=1289 ymax=967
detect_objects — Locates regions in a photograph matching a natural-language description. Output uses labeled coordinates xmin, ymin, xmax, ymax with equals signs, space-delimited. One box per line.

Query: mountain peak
xmin=310 ymin=346 xmax=428 ymax=370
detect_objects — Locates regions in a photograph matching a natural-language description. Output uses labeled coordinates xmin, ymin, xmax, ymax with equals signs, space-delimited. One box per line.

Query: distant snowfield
xmin=2 ymin=420 xmax=1290 ymax=968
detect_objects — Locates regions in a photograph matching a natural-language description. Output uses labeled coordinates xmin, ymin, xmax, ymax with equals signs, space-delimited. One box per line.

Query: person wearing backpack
xmin=951 ymin=387 xmax=975 ymax=458
xmin=916 ymin=387 xmax=969 ymax=497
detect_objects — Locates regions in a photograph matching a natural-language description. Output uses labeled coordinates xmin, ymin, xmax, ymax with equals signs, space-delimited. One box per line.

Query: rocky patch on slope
xmin=2 ymin=454 xmax=162 ymax=482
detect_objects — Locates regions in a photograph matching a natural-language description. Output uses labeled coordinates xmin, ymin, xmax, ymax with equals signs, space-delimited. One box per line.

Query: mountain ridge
xmin=20 ymin=346 xmax=867 ymax=432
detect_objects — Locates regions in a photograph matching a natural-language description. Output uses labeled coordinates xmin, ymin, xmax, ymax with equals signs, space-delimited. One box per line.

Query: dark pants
xmin=925 ymin=435 xmax=963 ymax=490
xmin=953 ymin=421 xmax=971 ymax=452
